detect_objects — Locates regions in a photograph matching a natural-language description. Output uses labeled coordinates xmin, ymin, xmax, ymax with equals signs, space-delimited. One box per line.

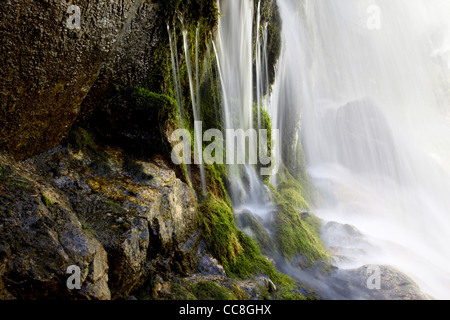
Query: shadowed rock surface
xmin=0 ymin=145 xmax=200 ymax=299
xmin=0 ymin=0 xmax=221 ymax=160
xmin=0 ymin=0 xmax=155 ymax=159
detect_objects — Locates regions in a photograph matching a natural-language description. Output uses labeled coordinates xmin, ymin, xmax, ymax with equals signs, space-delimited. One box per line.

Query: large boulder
xmin=0 ymin=0 xmax=219 ymax=160
xmin=324 ymin=265 xmax=432 ymax=300
xmin=0 ymin=0 xmax=156 ymax=160
xmin=298 ymin=263 xmax=431 ymax=300
xmin=27 ymin=144 xmax=200 ymax=299
xmin=0 ymin=152 xmax=110 ymax=300
xmin=0 ymin=142 xmax=201 ymax=299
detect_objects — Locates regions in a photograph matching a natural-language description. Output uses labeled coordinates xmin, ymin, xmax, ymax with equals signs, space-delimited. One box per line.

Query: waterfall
xmin=255 ymin=1 xmax=262 ymax=130
xmin=273 ymin=0 xmax=450 ymax=299
xmin=211 ymin=0 xmax=450 ymax=299
xmin=214 ymin=0 xmax=273 ymax=220
xmin=167 ymin=24 xmax=184 ymax=122
xmin=180 ymin=25 xmax=207 ymax=195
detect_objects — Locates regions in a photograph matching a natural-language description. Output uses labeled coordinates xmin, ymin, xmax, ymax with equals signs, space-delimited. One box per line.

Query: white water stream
xmin=272 ymin=0 xmax=450 ymax=299
xmin=212 ymin=0 xmax=450 ymax=299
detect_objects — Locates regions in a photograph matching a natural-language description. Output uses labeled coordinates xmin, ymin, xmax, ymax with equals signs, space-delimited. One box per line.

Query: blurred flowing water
xmin=272 ymin=0 xmax=450 ymax=299
xmin=215 ymin=0 xmax=450 ymax=299
xmin=215 ymin=0 xmax=274 ymax=220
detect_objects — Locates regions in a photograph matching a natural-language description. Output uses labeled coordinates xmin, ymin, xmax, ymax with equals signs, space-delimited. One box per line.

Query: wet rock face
xmin=0 ymin=154 xmax=110 ymax=300
xmin=323 ymin=265 xmax=431 ymax=300
xmin=85 ymin=89 xmax=177 ymax=159
xmin=0 ymin=146 xmax=200 ymax=299
xmin=0 ymin=0 xmax=158 ymax=160
xmin=322 ymin=221 xmax=375 ymax=268
xmin=0 ymin=0 xmax=220 ymax=161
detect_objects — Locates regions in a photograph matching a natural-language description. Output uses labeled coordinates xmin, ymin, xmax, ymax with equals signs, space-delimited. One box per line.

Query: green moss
xmin=161 ymin=0 xmax=218 ymax=31
xmin=145 ymin=2 xmax=221 ymax=191
xmin=252 ymin=0 xmax=282 ymax=93
xmin=80 ymin=222 xmax=94 ymax=234
xmin=199 ymin=53 xmax=223 ymax=131
xmin=198 ymin=196 xmax=309 ymax=300
xmin=265 ymin=0 xmax=282 ymax=90
xmin=198 ymin=196 xmax=243 ymax=264
xmin=277 ymin=178 xmax=310 ymax=211
xmin=236 ymin=212 xmax=276 ymax=254
xmin=266 ymin=160 xmax=329 ymax=266
xmin=252 ymin=102 xmax=273 ymax=183
xmin=227 ymin=232 xmax=307 ymax=300
xmin=68 ymin=127 xmax=111 ymax=174
xmin=268 ymin=178 xmax=330 ymax=266
xmin=302 ymin=213 xmax=323 ymax=238
xmin=132 ymin=88 xmax=176 ymax=111
xmin=132 ymin=87 xmax=179 ymax=124
xmin=150 ymin=0 xmax=219 ymax=112
xmin=205 ymin=163 xmax=230 ymax=205
xmin=189 ymin=281 xmax=237 ymax=300
xmin=164 ymin=280 xmax=250 ymax=300
xmin=167 ymin=282 xmax=197 ymax=300
xmin=278 ymin=136 xmax=317 ymax=207
xmin=41 ymin=194 xmax=54 ymax=207
xmin=274 ymin=201 xmax=328 ymax=264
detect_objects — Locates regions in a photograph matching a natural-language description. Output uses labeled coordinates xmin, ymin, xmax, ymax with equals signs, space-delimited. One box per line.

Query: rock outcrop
xmin=323 ymin=265 xmax=432 ymax=300
xmin=0 ymin=0 xmax=218 ymax=160
xmin=0 ymin=144 xmax=200 ymax=299
xmin=0 ymin=0 xmax=158 ymax=159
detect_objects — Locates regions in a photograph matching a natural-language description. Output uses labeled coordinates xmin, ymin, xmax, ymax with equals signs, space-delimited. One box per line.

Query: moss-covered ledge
xmin=197 ymin=195 xmax=314 ymax=300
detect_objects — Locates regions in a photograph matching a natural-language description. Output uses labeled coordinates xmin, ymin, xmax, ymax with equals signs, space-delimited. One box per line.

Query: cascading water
xmin=212 ymin=0 xmax=450 ymax=299
xmin=215 ymin=0 xmax=273 ymax=220
xmin=182 ymin=27 xmax=207 ymax=195
xmin=272 ymin=0 xmax=450 ymax=299
xmin=167 ymin=24 xmax=184 ymax=122
xmin=168 ymin=19 xmax=208 ymax=195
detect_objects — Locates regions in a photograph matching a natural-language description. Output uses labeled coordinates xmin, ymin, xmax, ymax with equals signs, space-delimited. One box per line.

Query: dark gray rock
xmin=0 ymin=0 xmax=220 ymax=160
xmin=0 ymin=152 xmax=110 ymax=299
xmin=197 ymin=254 xmax=226 ymax=277
xmin=0 ymin=0 xmax=151 ymax=160
xmin=26 ymin=146 xmax=201 ymax=298
xmin=0 ymin=144 xmax=202 ymax=299
xmin=318 ymin=264 xmax=431 ymax=300
xmin=322 ymin=221 xmax=375 ymax=267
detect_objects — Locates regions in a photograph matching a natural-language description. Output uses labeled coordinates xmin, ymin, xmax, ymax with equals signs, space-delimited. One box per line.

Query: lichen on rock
xmin=0 ymin=141 xmax=201 ymax=299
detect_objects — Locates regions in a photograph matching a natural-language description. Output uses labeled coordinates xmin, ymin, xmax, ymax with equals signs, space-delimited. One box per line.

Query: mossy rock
xmin=68 ymin=127 xmax=111 ymax=174
xmin=274 ymin=201 xmax=329 ymax=264
xmin=268 ymin=176 xmax=330 ymax=268
xmin=197 ymin=195 xmax=310 ymax=300
xmin=277 ymin=178 xmax=310 ymax=211
xmin=236 ymin=211 xmax=276 ymax=254
xmin=198 ymin=196 xmax=243 ymax=264
xmin=85 ymin=87 xmax=179 ymax=159
xmin=226 ymin=232 xmax=309 ymax=300
xmin=188 ymin=281 xmax=238 ymax=300
xmin=205 ymin=163 xmax=230 ymax=205
xmin=41 ymin=194 xmax=54 ymax=207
